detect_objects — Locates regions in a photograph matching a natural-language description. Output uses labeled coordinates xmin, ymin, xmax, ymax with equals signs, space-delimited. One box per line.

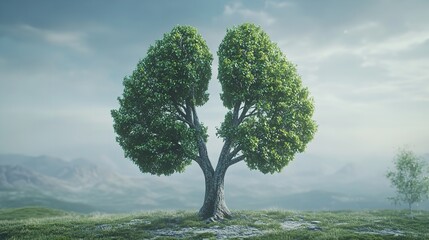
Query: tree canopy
xmin=111 ymin=26 xmax=212 ymax=176
xmin=217 ymin=23 xmax=317 ymax=173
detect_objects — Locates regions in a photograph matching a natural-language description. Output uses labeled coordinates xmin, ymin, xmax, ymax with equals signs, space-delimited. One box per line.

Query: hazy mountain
xmin=1 ymin=154 xmax=428 ymax=213
xmin=0 ymin=165 xmax=50 ymax=189
xmin=0 ymin=154 xmax=202 ymax=212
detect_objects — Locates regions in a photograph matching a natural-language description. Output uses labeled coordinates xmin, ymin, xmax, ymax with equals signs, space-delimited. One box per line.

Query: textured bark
xmin=190 ymin=103 xmax=240 ymax=220
xmin=198 ymin=172 xmax=215 ymax=218
xmin=198 ymin=141 xmax=234 ymax=220
xmin=211 ymin=167 xmax=231 ymax=220
xmin=198 ymin=165 xmax=231 ymax=220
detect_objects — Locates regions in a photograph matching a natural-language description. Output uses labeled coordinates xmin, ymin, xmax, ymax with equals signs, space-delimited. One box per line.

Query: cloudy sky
xmin=1 ymin=0 xmax=428 ymax=196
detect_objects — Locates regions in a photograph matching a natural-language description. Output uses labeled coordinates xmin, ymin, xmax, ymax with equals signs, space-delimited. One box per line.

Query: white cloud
xmin=375 ymin=58 xmax=429 ymax=84
xmin=343 ymin=21 xmax=381 ymax=36
xmin=265 ymin=0 xmax=290 ymax=9
xmin=362 ymin=31 xmax=429 ymax=56
xmin=223 ymin=2 xmax=275 ymax=26
xmin=283 ymin=20 xmax=429 ymax=65
xmin=279 ymin=23 xmax=429 ymax=104
xmin=19 ymin=24 xmax=90 ymax=53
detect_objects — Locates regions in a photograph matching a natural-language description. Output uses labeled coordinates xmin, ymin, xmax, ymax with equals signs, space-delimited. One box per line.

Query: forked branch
xmin=228 ymin=155 xmax=245 ymax=167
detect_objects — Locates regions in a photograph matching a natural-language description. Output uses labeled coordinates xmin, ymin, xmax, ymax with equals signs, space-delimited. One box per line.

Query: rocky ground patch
xmin=149 ymin=225 xmax=265 ymax=239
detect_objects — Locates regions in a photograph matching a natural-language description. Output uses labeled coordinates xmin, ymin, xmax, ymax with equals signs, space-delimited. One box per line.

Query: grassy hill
xmin=0 ymin=207 xmax=428 ymax=239
xmin=0 ymin=207 xmax=72 ymax=221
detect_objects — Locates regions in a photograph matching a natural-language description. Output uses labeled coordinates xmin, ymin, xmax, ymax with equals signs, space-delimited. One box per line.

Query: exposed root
xmin=204 ymin=208 xmax=232 ymax=223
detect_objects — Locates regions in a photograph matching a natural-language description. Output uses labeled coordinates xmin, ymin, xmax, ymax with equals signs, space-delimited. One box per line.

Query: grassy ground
xmin=0 ymin=207 xmax=428 ymax=239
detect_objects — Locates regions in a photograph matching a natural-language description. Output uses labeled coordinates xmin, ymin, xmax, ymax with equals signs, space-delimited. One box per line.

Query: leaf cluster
xmin=111 ymin=26 xmax=212 ymax=175
xmin=217 ymin=23 xmax=317 ymax=173
xmin=144 ymin=26 xmax=212 ymax=106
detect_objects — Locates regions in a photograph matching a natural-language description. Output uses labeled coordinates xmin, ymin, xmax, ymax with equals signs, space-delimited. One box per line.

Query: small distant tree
xmin=386 ymin=148 xmax=429 ymax=213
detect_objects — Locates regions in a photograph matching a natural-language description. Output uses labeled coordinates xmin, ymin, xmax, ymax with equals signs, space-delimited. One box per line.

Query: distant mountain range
xmin=0 ymin=154 xmax=201 ymax=212
xmin=1 ymin=154 xmax=428 ymax=213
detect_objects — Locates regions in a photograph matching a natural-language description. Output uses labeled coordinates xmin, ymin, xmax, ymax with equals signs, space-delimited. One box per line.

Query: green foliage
xmin=386 ymin=148 xmax=429 ymax=211
xmin=111 ymin=26 xmax=212 ymax=176
xmin=143 ymin=26 xmax=213 ymax=106
xmin=217 ymin=23 xmax=317 ymax=173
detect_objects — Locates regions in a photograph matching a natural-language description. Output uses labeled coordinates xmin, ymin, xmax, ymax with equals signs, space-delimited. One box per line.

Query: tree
xmin=386 ymin=148 xmax=429 ymax=213
xmin=111 ymin=24 xmax=317 ymax=220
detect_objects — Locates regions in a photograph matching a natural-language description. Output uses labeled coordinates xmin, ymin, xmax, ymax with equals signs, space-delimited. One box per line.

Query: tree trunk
xmin=198 ymin=166 xmax=231 ymax=220
xmin=192 ymin=105 xmax=236 ymax=221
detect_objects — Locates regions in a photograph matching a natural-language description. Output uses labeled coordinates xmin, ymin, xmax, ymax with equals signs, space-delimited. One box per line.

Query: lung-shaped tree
xmin=111 ymin=24 xmax=317 ymax=220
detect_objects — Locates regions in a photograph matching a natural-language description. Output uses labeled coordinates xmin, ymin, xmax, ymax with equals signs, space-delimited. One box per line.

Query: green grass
xmin=0 ymin=207 xmax=428 ymax=239
xmin=0 ymin=188 xmax=97 ymax=213
xmin=0 ymin=207 xmax=72 ymax=220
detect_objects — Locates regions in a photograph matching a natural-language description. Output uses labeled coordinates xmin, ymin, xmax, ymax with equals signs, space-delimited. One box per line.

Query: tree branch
xmin=190 ymin=102 xmax=214 ymax=173
xmin=228 ymin=155 xmax=245 ymax=167
xmin=171 ymin=98 xmax=194 ymax=128
xmin=243 ymin=108 xmax=257 ymax=118
xmin=185 ymin=100 xmax=193 ymax=124
xmin=176 ymin=115 xmax=193 ymax=127
xmin=232 ymin=102 xmax=241 ymax=126
xmin=173 ymin=103 xmax=189 ymax=119
xmin=238 ymin=104 xmax=257 ymax=124
xmin=227 ymin=147 xmax=241 ymax=161
xmin=216 ymin=102 xmax=244 ymax=171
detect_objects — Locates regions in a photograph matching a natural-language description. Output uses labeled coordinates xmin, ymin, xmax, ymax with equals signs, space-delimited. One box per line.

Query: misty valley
xmin=1 ymin=154 xmax=428 ymax=214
